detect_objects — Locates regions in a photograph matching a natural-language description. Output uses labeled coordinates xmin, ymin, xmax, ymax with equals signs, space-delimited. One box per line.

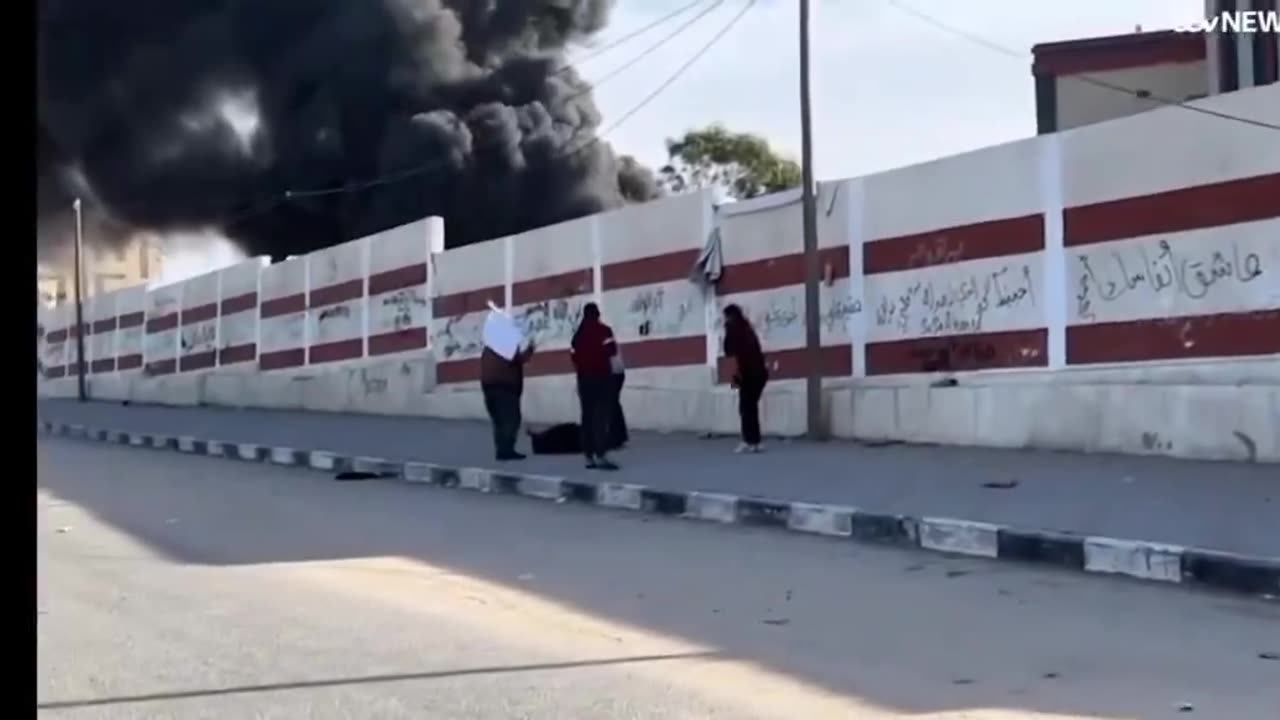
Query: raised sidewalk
xmin=37 ymin=398 xmax=1279 ymax=597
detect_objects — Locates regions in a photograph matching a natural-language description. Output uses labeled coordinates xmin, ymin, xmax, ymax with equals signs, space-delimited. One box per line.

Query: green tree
xmin=658 ymin=124 xmax=801 ymax=200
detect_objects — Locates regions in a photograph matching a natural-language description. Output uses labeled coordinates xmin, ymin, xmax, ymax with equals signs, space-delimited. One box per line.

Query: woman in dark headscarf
xmin=571 ymin=302 xmax=620 ymax=470
xmin=721 ymin=304 xmax=768 ymax=453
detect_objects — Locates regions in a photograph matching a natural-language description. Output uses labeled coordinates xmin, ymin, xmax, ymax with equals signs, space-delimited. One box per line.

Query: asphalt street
xmin=37 ymin=438 xmax=1280 ymax=719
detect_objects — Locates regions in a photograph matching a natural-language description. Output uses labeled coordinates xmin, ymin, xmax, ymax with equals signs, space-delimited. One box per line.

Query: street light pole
xmin=72 ymin=197 xmax=87 ymax=402
xmin=799 ymin=0 xmax=824 ymax=439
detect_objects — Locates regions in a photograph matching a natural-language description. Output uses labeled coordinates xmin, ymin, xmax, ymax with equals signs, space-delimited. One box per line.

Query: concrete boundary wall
xmin=37 ymin=86 xmax=1280 ymax=462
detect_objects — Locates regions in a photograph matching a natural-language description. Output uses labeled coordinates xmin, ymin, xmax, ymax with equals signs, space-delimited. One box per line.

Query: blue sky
xmin=579 ymin=0 xmax=1205 ymax=181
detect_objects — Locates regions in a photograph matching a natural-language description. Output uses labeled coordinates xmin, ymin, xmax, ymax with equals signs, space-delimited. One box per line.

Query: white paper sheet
xmin=482 ymin=306 xmax=524 ymax=361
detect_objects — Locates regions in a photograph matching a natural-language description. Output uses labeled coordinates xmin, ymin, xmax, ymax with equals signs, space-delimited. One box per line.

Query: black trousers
xmin=609 ymin=372 xmax=628 ymax=448
xmin=577 ymin=375 xmax=614 ymax=458
xmin=481 ymin=383 xmax=522 ymax=456
xmin=737 ymin=373 xmax=767 ymax=445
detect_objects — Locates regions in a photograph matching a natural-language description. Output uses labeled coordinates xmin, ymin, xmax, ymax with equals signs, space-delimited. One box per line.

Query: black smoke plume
xmin=37 ymin=0 xmax=662 ymax=262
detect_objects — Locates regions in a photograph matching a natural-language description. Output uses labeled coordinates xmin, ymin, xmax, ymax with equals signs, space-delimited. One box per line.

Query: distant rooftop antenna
xmin=1134 ymin=24 xmax=1143 ymax=32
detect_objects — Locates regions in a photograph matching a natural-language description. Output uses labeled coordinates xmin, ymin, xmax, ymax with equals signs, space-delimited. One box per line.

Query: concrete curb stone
xmin=38 ymin=419 xmax=1280 ymax=600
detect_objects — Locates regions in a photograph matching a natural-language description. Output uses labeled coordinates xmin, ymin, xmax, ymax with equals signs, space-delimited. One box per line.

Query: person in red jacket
xmin=570 ymin=303 xmax=620 ymax=470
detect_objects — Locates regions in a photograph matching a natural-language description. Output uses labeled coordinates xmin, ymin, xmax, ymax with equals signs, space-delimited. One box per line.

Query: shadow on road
xmin=38 ymin=437 xmax=1278 ymax=719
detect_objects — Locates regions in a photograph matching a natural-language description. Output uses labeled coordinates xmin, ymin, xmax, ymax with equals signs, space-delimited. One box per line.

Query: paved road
xmin=37 ymin=438 xmax=1280 ymax=719
xmin=38 ymin=399 xmax=1280 ymax=556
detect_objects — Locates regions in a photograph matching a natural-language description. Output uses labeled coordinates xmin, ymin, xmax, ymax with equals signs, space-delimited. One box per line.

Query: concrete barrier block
xmin=969 ymin=385 xmax=1034 ymax=449
xmin=685 ymin=492 xmax=739 ymax=523
xmin=130 ymin=374 xmax=204 ymax=406
xmin=892 ymin=385 xmax=930 ymax=442
xmin=245 ymin=373 xmax=306 ymax=410
xmin=918 ymin=517 xmax=999 ymax=558
xmin=596 ymin=482 xmax=644 ymax=510
xmin=760 ymin=388 xmax=806 ymax=437
xmin=299 ymin=370 xmax=351 ymax=413
xmin=202 ymin=372 xmax=250 ymax=407
xmin=87 ymin=375 xmax=130 ymax=402
xmin=1024 ymin=383 xmax=1105 ymax=452
xmin=825 ymin=387 xmax=856 ymax=438
xmin=787 ymin=502 xmax=854 ymax=537
xmin=1164 ymin=385 xmax=1276 ymax=463
xmin=345 ymin=358 xmax=438 ymax=416
xmin=419 ymin=387 xmax=488 ymax=421
xmin=1084 ymin=537 xmax=1183 ymax=582
xmin=39 ymin=378 xmax=79 ymax=399
xmin=919 ymin=386 xmax=977 ymax=446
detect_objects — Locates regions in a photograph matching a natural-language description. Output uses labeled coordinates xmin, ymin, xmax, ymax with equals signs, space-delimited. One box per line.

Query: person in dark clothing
xmin=722 ymin=303 xmax=769 ymax=453
xmin=570 ymin=303 xmax=620 ymax=470
xmin=480 ymin=339 xmax=536 ymax=461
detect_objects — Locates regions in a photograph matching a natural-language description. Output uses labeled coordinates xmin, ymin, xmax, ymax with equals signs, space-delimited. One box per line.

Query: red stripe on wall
xmin=91 ymin=358 xmax=116 ymax=374
xmin=93 ymin=318 xmax=118 ymax=333
xmin=146 ymin=359 xmax=177 ymax=376
xmin=182 ymin=303 xmax=218 ymax=325
xmin=1063 ymin=173 xmax=1280 ymax=247
xmin=368 ymin=327 xmax=428 ymax=356
xmin=308 ymin=338 xmax=363 ymax=365
xmin=716 ymin=345 xmax=851 ymax=384
xmin=1067 ymin=310 xmax=1280 ymax=365
xmin=601 ymin=249 xmax=701 ymax=290
xmin=179 ymin=351 xmax=217 ymax=372
xmin=309 ymin=279 xmax=364 ymax=308
xmin=718 ymin=247 xmax=850 ymax=295
xmin=369 ymin=264 xmax=427 ymax=295
xmin=259 ymin=348 xmax=306 ymax=370
xmin=260 ymin=294 xmax=306 ymax=319
xmin=865 ymin=329 xmax=1048 ymax=375
xmin=864 ymin=215 xmax=1045 ymax=275
xmin=512 ymin=268 xmax=593 ymax=306
xmin=146 ymin=313 xmax=178 ymax=333
xmin=435 ymin=357 xmax=482 ymax=384
xmin=119 ymin=312 xmax=145 ymax=329
xmin=117 ymin=354 xmax=143 ymax=371
xmin=435 ymin=335 xmax=707 ymax=384
xmin=1032 ymin=31 xmax=1205 ymax=76
xmin=220 ymin=292 xmax=257 ymax=315
xmin=219 ymin=344 xmax=256 ymax=365
xmin=433 ymin=285 xmax=505 ymax=318
xmin=620 ymin=336 xmax=706 ymax=369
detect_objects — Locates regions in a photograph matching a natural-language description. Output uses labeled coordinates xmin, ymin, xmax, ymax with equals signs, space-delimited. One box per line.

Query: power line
xmin=582 ymin=1 xmax=724 ymax=92
xmin=567 ymin=0 xmax=712 ymax=67
xmin=250 ymin=0 xmax=753 ymax=211
xmin=592 ymin=0 xmax=756 ymax=141
xmin=886 ymin=0 xmax=1280 ymax=132
xmin=216 ymin=3 xmax=725 ymax=224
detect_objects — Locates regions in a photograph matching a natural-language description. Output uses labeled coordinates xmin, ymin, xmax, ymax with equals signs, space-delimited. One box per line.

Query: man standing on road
xmin=571 ymin=303 xmax=620 ymax=470
xmin=480 ymin=340 xmax=536 ymax=461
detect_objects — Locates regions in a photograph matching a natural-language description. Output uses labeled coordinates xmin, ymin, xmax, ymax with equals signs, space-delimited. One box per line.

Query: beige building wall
xmin=1054 ymin=61 xmax=1209 ymax=131
xmin=37 ymin=238 xmax=164 ymax=306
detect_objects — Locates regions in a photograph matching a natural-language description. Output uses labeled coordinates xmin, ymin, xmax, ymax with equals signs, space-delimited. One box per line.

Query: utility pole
xmin=799 ymin=0 xmax=824 ymax=439
xmin=72 ymin=197 xmax=87 ymax=402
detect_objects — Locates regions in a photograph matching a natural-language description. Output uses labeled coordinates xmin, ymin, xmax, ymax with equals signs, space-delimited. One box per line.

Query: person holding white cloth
xmin=480 ymin=305 xmax=536 ymax=461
